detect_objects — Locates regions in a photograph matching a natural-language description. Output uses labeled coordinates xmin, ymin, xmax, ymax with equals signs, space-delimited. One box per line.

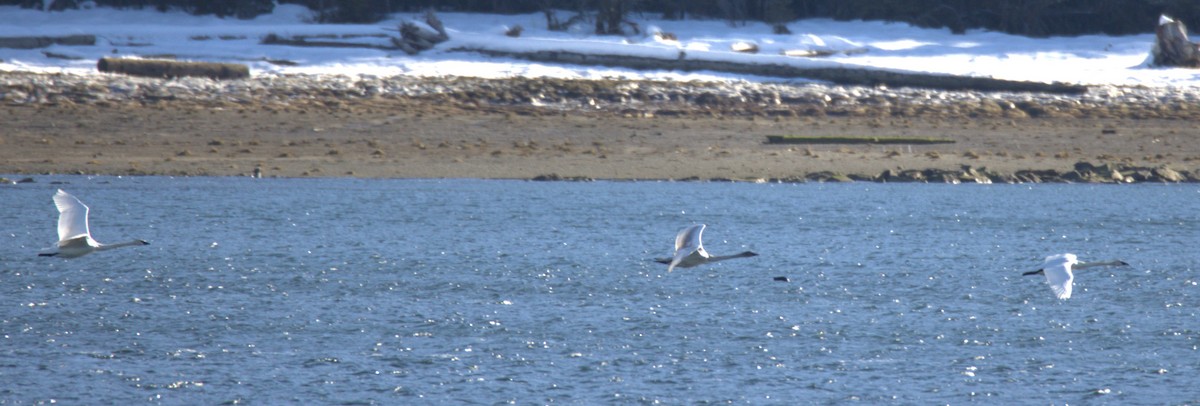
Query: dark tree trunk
xmin=595 ymin=0 xmax=637 ymax=35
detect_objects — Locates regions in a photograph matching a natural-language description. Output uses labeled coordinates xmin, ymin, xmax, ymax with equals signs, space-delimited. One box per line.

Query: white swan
xmin=38 ymin=189 xmax=149 ymax=258
xmin=655 ymin=224 xmax=757 ymax=272
xmin=1022 ymin=253 xmax=1128 ymax=299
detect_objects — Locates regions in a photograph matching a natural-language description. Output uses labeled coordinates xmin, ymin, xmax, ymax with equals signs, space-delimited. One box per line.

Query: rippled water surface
xmin=2 ymin=177 xmax=1198 ymax=404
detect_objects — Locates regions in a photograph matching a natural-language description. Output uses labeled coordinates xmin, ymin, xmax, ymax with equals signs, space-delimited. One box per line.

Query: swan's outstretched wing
xmin=669 ymin=224 xmax=705 ymax=272
xmin=53 ymin=189 xmax=91 ymax=242
xmin=675 ymin=224 xmax=705 ymax=252
xmin=1041 ymin=254 xmax=1076 ymax=299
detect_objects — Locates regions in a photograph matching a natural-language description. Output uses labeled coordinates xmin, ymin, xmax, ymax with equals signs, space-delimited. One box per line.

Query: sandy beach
xmin=1 ymin=75 xmax=1197 ymax=182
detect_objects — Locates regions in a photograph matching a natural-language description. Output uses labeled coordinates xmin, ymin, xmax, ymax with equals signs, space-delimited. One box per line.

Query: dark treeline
xmin=6 ymin=0 xmax=1198 ymax=37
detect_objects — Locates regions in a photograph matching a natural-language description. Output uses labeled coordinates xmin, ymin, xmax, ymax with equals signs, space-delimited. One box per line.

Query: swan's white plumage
xmin=1040 ymin=253 xmax=1077 ymax=299
xmin=659 ymin=224 xmax=757 ymax=272
xmin=54 ymin=189 xmax=92 ymax=242
xmin=669 ymin=224 xmax=708 ymax=272
xmin=1027 ymin=253 xmax=1128 ymax=299
xmin=41 ymin=189 xmax=148 ymax=259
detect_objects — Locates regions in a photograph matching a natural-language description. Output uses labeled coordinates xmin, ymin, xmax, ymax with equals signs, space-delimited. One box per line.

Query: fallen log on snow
xmin=0 ymin=34 xmax=95 ymax=49
xmin=97 ymin=58 xmax=250 ymax=80
xmin=454 ymin=48 xmax=1087 ymax=94
xmin=260 ymin=13 xmax=450 ymax=55
xmin=261 ymin=33 xmax=397 ymax=50
xmin=394 ymin=11 xmax=450 ymax=54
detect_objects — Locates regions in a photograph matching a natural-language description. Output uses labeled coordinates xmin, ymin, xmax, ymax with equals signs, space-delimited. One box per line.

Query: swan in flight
xmin=655 ymin=224 xmax=757 ymax=272
xmin=1022 ymin=253 xmax=1128 ymax=299
xmin=38 ymin=189 xmax=149 ymax=258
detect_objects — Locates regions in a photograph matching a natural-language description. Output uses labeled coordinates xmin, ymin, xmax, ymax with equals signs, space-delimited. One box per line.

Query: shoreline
xmin=1 ymin=72 xmax=1198 ymax=183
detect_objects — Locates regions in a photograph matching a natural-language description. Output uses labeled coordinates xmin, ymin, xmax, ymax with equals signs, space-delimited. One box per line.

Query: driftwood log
xmin=261 ymin=12 xmax=449 ymax=55
xmin=0 ymin=34 xmax=94 ymax=49
xmin=454 ymin=48 xmax=1087 ymax=94
xmin=1152 ymin=15 xmax=1200 ymax=67
xmin=97 ymin=58 xmax=250 ymax=80
xmin=262 ymin=33 xmax=396 ymax=50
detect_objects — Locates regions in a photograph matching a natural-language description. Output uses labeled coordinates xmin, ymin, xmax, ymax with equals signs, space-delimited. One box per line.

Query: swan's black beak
xmin=138 ymin=240 xmax=150 ymax=245
xmin=1022 ymin=269 xmax=1044 ymax=276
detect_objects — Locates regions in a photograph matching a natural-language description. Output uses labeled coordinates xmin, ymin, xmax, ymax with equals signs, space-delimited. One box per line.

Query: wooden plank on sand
xmin=765 ymin=135 xmax=956 ymax=145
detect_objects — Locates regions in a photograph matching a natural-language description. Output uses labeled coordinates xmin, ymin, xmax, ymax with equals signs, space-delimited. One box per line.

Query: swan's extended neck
xmin=708 ymin=251 xmax=758 ymax=262
xmin=1075 ymin=260 xmax=1128 ymax=270
xmin=96 ymin=239 xmax=150 ymax=251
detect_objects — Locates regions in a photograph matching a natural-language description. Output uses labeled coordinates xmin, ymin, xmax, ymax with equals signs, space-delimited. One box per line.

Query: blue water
xmin=1 ymin=177 xmax=1197 ymax=404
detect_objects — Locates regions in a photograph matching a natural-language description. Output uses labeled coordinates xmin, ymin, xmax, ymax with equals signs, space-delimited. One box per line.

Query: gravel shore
xmin=1 ymin=72 xmax=1197 ymax=182
xmin=6 ymin=72 xmax=1200 ymax=120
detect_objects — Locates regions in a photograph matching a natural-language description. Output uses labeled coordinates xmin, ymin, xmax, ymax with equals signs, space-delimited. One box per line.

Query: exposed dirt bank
xmin=1 ymin=73 xmax=1197 ymax=183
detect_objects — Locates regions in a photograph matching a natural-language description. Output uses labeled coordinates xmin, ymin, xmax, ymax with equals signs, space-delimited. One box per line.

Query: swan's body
xmin=39 ymin=189 xmax=148 ymax=258
xmin=1022 ymin=253 xmax=1128 ymax=299
xmin=654 ymin=224 xmax=757 ymax=272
